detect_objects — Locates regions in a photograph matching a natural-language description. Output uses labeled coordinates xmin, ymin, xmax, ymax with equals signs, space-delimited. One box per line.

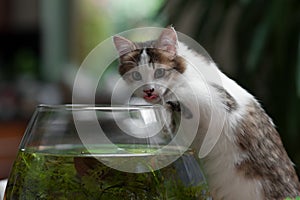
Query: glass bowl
xmin=4 ymin=104 xmax=210 ymax=199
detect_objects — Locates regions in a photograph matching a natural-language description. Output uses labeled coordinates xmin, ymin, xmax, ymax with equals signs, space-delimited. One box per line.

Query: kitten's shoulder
xmin=177 ymin=42 xmax=212 ymax=64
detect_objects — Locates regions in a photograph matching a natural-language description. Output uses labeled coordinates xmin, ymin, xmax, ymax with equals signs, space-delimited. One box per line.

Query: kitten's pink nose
xmin=143 ymin=88 xmax=154 ymax=94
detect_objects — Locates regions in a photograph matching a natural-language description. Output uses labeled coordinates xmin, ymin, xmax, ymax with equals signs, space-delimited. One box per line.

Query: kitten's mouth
xmin=143 ymin=93 xmax=159 ymax=101
xmin=142 ymin=88 xmax=160 ymax=103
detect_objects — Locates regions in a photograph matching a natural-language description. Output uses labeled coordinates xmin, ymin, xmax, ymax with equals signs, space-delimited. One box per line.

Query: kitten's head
xmin=113 ymin=27 xmax=186 ymax=104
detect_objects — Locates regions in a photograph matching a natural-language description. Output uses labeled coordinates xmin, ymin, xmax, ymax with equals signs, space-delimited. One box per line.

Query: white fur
xmin=139 ymin=48 xmax=150 ymax=66
xmin=177 ymin=42 xmax=264 ymax=200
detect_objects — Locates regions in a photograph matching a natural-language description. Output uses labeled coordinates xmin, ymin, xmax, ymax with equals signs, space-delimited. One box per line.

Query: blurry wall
xmin=0 ymin=0 xmax=39 ymax=179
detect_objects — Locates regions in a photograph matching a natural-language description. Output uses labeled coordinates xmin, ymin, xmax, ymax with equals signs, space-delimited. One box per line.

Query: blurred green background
xmin=0 ymin=0 xmax=299 ymax=179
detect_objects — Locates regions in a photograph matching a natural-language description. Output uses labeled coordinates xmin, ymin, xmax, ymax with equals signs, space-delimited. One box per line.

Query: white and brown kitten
xmin=113 ymin=27 xmax=300 ymax=200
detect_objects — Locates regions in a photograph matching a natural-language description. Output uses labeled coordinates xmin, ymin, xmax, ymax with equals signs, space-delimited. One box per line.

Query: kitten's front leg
xmin=161 ymin=100 xmax=193 ymax=137
xmin=166 ymin=101 xmax=193 ymax=119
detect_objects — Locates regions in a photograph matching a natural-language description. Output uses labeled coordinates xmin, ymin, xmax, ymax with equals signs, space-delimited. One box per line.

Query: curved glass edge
xmin=36 ymin=104 xmax=164 ymax=111
xmin=19 ymin=109 xmax=40 ymax=150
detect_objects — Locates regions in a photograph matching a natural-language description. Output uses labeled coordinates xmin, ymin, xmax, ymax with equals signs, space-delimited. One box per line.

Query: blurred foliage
xmin=107 ymin=0 xmax=165 ymax=31
xmin=70 ymin=1 xmax=112 ymax=64
xmin=70 ymin=0 xmax=164 ymax=70
xmin=158 ymin=0 xmax=300 ymax=175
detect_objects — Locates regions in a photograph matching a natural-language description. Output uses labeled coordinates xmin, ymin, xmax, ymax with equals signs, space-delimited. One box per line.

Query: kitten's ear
xmin=113 ymin=35 xmax=136 ymax=56
xmin=156 ymin=27 xmax=178 ymax=56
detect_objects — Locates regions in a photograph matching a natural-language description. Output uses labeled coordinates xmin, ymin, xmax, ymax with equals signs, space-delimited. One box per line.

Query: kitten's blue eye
xmin=154 ymin=68 xmax=165 ymax=79
xmin=132 ymin=71 xmax=142 ymax=81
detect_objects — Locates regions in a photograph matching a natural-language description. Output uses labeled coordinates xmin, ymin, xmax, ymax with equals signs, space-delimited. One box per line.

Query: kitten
xmin=113 ymin=27 xmax=300 ymax=200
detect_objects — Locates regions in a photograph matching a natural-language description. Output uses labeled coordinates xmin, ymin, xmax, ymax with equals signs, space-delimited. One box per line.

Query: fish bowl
xmin=4 ymin=104 xmax=210 ymax=199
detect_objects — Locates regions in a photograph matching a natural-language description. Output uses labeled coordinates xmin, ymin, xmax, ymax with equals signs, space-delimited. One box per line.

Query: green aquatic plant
xmin=5 ymin=147 xmax=210 ymax=200
xmin=285 ymin=196 xmax=300 ymax=200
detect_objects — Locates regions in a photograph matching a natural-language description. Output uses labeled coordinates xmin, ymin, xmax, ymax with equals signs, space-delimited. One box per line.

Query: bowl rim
xmin=36 ymin=104 xmax=164 ymax=111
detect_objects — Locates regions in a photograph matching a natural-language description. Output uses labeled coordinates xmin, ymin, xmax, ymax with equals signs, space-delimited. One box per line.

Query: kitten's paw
xmin=166 ymin=101 xmax=181 ymax=112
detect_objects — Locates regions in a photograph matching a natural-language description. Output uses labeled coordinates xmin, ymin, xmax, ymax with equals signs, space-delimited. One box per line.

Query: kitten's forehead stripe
xmin=139 ymin=48 xmax=151 ymax=67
